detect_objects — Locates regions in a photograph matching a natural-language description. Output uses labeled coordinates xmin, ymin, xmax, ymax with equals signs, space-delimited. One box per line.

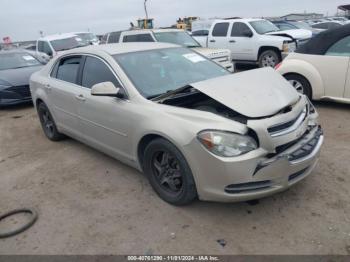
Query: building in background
xmin=279 ymin=13 xmax=324 ymax=21
xmin=338 ymin=5 xmax=350 ymax=18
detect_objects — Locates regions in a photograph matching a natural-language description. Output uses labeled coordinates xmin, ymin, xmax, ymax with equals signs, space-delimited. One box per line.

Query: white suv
xmin=194 ymin=18 xmax=299 ymax=67
xmin=102 ymin=29 xmax=234 ymax=72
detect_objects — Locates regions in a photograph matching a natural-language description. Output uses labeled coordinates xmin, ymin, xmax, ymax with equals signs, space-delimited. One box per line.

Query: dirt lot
xmin=0 ymin=102 xmax=349 ymax=255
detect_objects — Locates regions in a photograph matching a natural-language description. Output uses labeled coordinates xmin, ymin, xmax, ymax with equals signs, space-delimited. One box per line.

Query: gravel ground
xmin=0 ymin=102 xmax=349 ymax=255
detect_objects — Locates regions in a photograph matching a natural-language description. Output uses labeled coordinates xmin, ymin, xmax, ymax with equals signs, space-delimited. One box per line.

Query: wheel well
xmin=36 ymin=98 xmax=44 ymax=107
xmin=283 ymin=73 xmax=313 ymax=99
xmin=258 ymin=46 xmax=282 ymax=61
xmin=137 ymin=134 xmax=163 ymax=169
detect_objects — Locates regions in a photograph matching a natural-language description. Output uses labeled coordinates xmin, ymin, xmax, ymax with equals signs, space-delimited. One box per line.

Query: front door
xmin=228 ymin=22 xmax=255 ymax=61
xmin=75 ymin=55 xmax=133 ymax=161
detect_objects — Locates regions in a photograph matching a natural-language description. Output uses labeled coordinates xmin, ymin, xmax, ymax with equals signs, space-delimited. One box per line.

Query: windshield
xmin=289 ymin=21 xmax=313 ymax=30
xmin=114 ymin=47 xmax=229 ymax=99
xmin=154 ymin=31 xmax=201 ymax=48
xmin=50 ymin=37 xmax=80 ymax=51
xmin=250 ymin=20 xmax=280 ymax=34
xmin=0 ymin=52 xmax=41 ymax=70
xmin=75 ymin=33 xmax=98 ymax=45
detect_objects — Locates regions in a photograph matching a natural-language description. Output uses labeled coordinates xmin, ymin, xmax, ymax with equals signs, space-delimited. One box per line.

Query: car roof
xmin=296 ymin=23 xmax=350 ymax=55
xmin=214 ymin=18 xmax=264 ymax=23
xmin=63 ymin=42 xmax=180 ymax=55
xmin=38 ymin=33 xmax=78 ymax=41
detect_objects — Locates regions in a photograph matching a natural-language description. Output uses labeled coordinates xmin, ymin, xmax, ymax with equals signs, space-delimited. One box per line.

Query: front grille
xmin=288 ymin=127 xmax=323 ymax=162
xmin=225 ymin=180 xmax=272 ymax=194
xmin=212 ymin=56 xmax=229 ymax=63
xmin=268 ymin=106 xmax=307 ymax=136
xmin=6 ymin=85 xmax=31 ymax=98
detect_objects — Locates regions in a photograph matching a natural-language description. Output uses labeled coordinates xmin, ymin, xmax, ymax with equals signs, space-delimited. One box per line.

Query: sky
xmin=0 ymin=0 xmax=347 ymax=41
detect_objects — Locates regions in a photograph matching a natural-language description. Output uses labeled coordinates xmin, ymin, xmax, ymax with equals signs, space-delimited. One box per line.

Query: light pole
xmin=144 ymin=0 xmax=149 ymax=20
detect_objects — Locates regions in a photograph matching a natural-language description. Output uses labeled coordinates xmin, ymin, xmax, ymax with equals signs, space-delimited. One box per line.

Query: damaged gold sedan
xmin=30 ymin=43 xmax=323 ymax=205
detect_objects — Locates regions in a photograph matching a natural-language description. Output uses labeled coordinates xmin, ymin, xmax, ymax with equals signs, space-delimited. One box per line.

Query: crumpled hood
xmin=190 ymin=68 xmax=300 ymax=118
xmin=266 ymin=29 xmax=312 ymax=40
xmin=193 ymin=47 xmax=231 ymax=58
xmin=0 ymin=65 xmax=43 ymax=86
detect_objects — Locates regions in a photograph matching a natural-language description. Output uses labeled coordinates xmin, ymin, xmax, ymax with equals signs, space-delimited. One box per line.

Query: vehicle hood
xmin=193 ymin=47 xmax=231 ymax=58
xmin=190 ymin=68 xmax=300 ymax=118
xmin=0 ymin=65 xmax=43 ymax=86
xmin=266 ymin=29 xmax=312 ymax=40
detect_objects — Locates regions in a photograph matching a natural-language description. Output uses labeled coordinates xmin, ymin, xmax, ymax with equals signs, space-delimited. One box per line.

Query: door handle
xmin=75 ymin=94 xmax=86 ymax=102
xmin=229 ymin=40 xmax=236 ymax=43
xmin=210 ymin=40 xmax=216 ymax=43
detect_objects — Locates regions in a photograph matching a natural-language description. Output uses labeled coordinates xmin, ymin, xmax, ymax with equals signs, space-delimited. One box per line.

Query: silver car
xmin=30 ymin=43 xmax=323 ymax=205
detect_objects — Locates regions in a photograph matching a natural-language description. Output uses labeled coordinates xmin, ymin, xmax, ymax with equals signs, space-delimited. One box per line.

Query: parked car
xmin=272 ymin=20 xmax=322 ymax=36
xmin=325 ymin=17 xmax=350 ymax=24
xmin=0 ymin=50 xmax=44 ymax=106
xmin=36 ymin=33 xmax=83 ymax=58
xmin=101 ymin=29 xmax=234 ymax=72
xmin=276 ymin=24 xmax=350 ymax=103
xmin=193 ymin=18 xmax=309 ymax=67
xmin=30 ymin=43 xmax=323 ymax=205
xmin=72 ymin=32 xmax=99 ymax=45
xmin=311 ymin=21 xmax=343 ymax=31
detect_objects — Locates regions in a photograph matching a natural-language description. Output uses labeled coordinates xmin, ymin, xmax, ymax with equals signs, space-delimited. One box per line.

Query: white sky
xmin=0 ymin=0 xmax=347 ymax=41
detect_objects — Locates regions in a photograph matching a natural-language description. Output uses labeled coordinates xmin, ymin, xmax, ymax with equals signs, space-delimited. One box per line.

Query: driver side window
xmin=326 ymin=36 xmax=350 ymax=57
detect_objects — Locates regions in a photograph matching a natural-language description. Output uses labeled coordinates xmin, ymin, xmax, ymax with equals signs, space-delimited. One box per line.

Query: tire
xmin=143 ymin=138 xmax=197 ymax=205
xmin=37 ymin=102 xmax=65 ymax=141
xmin=258 ymin=50 xmax=281 ymax=68
xmin=284 ymin=74 xmax=312 ymax=99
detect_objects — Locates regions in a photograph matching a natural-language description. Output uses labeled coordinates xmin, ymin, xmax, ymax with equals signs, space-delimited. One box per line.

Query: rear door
xmin=207 ymin=22 xmax=230 ymax=50
xmin=49 ymin=55 xmax=82 ymax=134
xmin=75 ymin=55 xmax=133 ymax=160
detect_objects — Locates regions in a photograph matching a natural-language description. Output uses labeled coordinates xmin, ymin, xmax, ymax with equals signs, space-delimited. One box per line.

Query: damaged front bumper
xmin=184 ymin=125 xmax=323 ymax=202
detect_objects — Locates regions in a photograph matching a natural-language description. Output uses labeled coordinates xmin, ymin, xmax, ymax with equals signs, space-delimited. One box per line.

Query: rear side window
xmin=192 ymin=30 xmax=209 ymax=36
xmin=231 ymin=22 xmax=252 ymax=37
xmin=108 ymin=31 xmax=122 ymax=43
xmin=326 ymin=36 xmax=350 ymax=57
xmin=82 ymin=56 xmax=121 ymax=89
xmin=55 ymin=56 xmax=81 ymax=84
xmin=123 ymin=34 xmax=155 ymax=42
xmin=212 ymin=23 xmax=229 ymax=37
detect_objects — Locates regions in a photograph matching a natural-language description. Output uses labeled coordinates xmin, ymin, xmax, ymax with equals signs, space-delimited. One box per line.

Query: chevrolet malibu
xmin=30 ymin=43 xmax=323 ymax=205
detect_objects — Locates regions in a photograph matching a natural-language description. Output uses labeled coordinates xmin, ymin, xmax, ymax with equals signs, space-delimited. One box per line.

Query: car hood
xmin=266 ymin=29 xmax=312 ymax=40
xmin=190 ymin=68 xmax=300 ymax=118
xmin=0 ymin=65 xmax=43 ymax=86
xmin=193 ymin=47 xmax=231 ymax=58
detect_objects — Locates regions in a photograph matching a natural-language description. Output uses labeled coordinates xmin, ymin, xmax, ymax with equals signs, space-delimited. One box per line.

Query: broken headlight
xmin=197 ymin=131 xmax=257 ymax=157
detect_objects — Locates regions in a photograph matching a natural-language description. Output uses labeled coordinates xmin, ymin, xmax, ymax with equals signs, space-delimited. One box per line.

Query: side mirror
xmin=243 ymin=31 xmax=253 ymax=38
xmin=91 ymin=82 xmax=124 ymax=98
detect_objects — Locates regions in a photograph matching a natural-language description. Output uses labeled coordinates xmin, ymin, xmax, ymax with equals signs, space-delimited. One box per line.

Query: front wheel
xmin=284 ymin=74 xmax=312 ymax=99
xmin=143 ymin=138 xmax=197 ymax=205
xmin=258 ymin=50 xmax=281 ymax=68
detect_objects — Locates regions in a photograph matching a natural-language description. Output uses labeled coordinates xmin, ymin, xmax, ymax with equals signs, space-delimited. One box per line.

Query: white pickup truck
xmin=102 ymin=29 xmax=234 ymax=72
xmin=193 ymin=18 xmax=311 ymax=68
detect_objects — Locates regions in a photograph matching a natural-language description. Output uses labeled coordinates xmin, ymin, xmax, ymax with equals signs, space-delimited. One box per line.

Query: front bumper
xmin=184 ymin=125 xmax=323 ymax=202
xmin=0 ymin=86 xmax=32 ymax=106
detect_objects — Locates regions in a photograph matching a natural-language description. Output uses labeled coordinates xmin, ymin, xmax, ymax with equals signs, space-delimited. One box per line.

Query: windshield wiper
xmin=151 ymin=85 xmax=193 ymax=102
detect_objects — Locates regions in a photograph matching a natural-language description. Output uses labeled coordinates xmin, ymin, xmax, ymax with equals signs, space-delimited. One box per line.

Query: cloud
xmin=0 ymin=0 xmax=345 ymax=41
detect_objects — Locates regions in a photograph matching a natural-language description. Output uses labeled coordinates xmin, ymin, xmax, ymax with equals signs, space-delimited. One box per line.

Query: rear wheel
xmin=37 ymin=102 xmax=65 ymax=141
xmin=143 ymin=138 xmax=197 ymax=205
xmin=284 ymin=74 xmax=312 ymax=99
xmin=258 ymin=50 xmax=280 ymax=68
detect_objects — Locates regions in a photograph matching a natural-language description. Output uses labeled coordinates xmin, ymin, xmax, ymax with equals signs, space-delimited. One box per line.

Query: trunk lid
xmin=190 ymin=68 xmax=300 ymax=118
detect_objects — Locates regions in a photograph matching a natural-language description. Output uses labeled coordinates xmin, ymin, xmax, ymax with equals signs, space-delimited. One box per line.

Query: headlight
xmin=0 ymin=79 xmax=11 ymax=89
xmin=197 ymin=130 xmax=258 ymax=157
xmin=282 ymin=41 xmax=296 ymax=53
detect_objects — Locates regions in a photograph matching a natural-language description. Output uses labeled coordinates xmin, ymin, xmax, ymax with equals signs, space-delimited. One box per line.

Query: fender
xmin=277 ymin=59 xmax=324 ymax=99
